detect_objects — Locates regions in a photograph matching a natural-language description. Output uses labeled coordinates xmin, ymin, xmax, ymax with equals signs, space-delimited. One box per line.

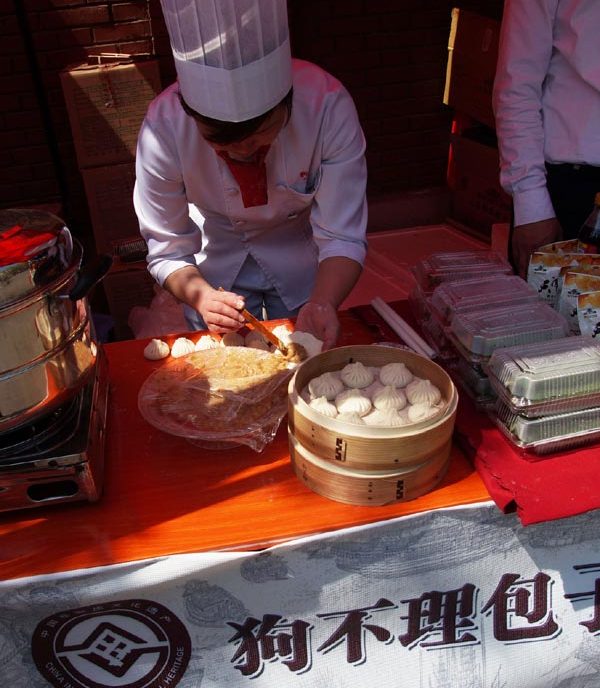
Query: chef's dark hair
xmin=179 ymin=88 xmax=293 ymax=145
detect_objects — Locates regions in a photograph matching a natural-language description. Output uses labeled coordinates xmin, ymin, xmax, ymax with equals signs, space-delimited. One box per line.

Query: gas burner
xmin=0 ymin=347 xmax=108 ymax=512
xmin=0 ymin=394 xmax=82 ymax=463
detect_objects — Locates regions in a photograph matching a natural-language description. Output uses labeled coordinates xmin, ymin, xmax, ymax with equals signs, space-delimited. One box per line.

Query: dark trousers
xmin=546 ymin=163 xmax=600 ymax=240
xmin=508 ymin=163 xmax=600 ymax=268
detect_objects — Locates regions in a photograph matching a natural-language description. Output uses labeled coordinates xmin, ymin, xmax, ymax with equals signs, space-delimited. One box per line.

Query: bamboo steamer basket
xmin=289 ymin=433 xmax=452 ymax=506
xmin=288 ymin=345 xmax=458 ymax=472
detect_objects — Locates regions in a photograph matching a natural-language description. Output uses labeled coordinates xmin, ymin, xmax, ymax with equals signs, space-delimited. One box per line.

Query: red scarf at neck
xmin=218 ymin=146 xmax=270 ymax=208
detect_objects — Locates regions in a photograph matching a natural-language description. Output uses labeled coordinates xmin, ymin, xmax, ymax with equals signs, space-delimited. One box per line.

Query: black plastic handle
xmin=69 ymin=254 xmax=113 ymax=301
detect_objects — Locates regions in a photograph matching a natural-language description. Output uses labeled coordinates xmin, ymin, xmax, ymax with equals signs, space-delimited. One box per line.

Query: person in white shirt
xmin=492 ymin=0 xmax=600 ymax=276
xmin=134 ymin=0 xmax=367 ymax=349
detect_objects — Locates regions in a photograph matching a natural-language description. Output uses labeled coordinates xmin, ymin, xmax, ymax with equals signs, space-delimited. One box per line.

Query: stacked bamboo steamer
xmin=288 ymin=345 xmax=458 ymax=506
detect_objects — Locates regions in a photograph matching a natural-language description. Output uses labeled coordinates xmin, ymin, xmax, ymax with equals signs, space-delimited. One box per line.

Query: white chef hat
xmin=160 ymin=0 xmax=292 ymax=122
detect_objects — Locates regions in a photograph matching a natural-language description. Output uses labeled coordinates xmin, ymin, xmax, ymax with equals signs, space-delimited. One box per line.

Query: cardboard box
xmin=102 ymin=261 xmax=156 ymax=340
xmin=61 ymin=58 xmax=161 ymax=169
xmin=444 ymin=8 xmax=500 ymax=129
xmin=81 ymin=162 xmax=145 ymax=254
xmin=447 ymin=132 xmax=512 ymax=239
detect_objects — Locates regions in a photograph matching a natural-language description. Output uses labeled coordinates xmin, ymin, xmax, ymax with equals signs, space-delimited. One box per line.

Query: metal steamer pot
xmin=0 ymin=209 xmax=111 ymax=433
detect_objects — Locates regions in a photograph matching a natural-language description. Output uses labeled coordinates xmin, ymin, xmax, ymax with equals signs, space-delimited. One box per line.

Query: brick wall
xmin=0 ymin=0 xmax=503 ymax=248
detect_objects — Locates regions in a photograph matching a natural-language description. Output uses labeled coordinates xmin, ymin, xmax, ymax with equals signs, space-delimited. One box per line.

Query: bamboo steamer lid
xmin=289 ymin=431 xmax=451 ymax=506
xmin=288 ymin=345 xmax=458 ymax=471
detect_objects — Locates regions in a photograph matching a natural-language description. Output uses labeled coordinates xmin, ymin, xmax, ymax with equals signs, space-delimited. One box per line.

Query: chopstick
xmin=370 ymin=297 xmax=436 ymax=359
xmin=218 ymin=287 xmax=288 ymax=353
xmin=240 ymin=306 xmax=288 ymax=353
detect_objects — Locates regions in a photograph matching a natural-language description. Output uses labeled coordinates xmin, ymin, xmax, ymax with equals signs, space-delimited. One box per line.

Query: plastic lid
xmin=448 ymin=301 xmax=570 ymax=358
xmin=430 ymin=275 xmax=539 ymax=324
xmin=485 ymin=335 xmax=600 ymax=410
xmin=412 ymin=250 xmax=513 ymax=293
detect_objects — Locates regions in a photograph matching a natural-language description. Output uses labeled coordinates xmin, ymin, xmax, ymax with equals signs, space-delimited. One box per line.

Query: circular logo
xmin=32 ymin=598 xmax=191 ymax=688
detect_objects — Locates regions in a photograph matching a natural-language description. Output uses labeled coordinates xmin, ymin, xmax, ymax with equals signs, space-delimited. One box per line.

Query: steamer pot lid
xmin=0 ymin=208 xmax=77 ymax=306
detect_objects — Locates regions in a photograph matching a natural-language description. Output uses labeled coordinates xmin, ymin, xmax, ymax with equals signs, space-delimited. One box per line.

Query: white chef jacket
xmin=492 ymin=0 xmax=600 ymax=227
xmin=133 ymin=59 xmax=368 ymax=311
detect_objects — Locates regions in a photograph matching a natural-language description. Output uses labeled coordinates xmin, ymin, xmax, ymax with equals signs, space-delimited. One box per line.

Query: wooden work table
xmin=0 ymin=308 xmax=490 ymax=582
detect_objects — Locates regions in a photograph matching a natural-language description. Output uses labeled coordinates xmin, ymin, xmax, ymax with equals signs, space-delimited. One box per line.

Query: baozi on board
xmin=143 ymin=338 xmax=170 ymax=360
xmin=195 ymin=334 xmax=220 ymax=351
xmin=221 ymin=332 xmax=245 ymax=347
xmin=170 ymin=337 xmax=196 ymax=358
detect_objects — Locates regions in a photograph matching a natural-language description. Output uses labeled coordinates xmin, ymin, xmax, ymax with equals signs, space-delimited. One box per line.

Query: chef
xmin=133 ymin=0 xmax=367 ymax=349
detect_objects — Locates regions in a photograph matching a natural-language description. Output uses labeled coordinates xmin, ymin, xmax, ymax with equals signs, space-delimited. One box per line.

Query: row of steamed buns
xmin=143 ymin=325 xmax=323 ymax=360
xmin=304 ymin=361 xmax=444 ymax=427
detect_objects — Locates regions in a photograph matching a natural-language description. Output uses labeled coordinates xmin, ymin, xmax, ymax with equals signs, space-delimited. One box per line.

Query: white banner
xmin=2 ymin=500 xmax=600 ymax=687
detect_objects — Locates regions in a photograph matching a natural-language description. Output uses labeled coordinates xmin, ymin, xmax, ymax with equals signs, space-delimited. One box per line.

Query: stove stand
xmin=0 ymin=347 xmax=109 ymax=513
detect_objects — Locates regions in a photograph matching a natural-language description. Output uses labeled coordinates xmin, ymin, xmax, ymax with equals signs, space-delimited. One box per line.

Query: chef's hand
xmin=163 ymin=266 xmax=245 ymax=332
xmin=295 ymin=301 xmax=340 ymax=351
xmin=195 ymin=286 xmax=246 ymax=332
xmin=512 ymin=218 xmax=561 ymax=279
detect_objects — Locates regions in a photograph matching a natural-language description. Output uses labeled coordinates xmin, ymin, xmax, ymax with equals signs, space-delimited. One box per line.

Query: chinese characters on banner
xmin=2 ymin=501 xmax=600 ymax=688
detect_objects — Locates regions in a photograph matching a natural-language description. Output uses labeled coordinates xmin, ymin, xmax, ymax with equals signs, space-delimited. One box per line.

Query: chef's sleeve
xmin=492 ymin=0 xmax=556 ymax=227
xmin=310 ymin=86 xmax=368 ymax=265
xmin=133 ymin=119 xmax=204 ymax=286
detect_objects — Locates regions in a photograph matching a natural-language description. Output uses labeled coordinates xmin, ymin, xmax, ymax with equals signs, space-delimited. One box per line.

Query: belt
xmin=546 ymin=162 xmax=600 ymax=179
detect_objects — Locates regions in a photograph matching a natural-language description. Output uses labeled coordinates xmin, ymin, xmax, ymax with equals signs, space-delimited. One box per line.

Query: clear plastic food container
xmin=494 ymin=398 xmax=600 ymax=456
xmin=408 ymin=285 xmax=456 ymax=361
xmin=430 ymin=275 xmax=540 ymax=324
xmin=407 ymin=282 xmax=432 ymax=324
xmin=411 ymin=250 xmax=513 ymax=294
xmin=448 ymin=302 xmax=570 ymax=361
xmin=448 ymin=358 xmax=495 ymax=408
xmin=453 ymin=358 xmax=494 ymax=396
xmin=485 ymin=335 xmax=600 ymax=416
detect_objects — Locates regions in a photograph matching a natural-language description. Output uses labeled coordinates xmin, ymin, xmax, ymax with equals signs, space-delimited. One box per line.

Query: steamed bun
xmin=336 ymin=412 xmax=365 ymax=425
xmin=195 ymin=334 xmax=220 ymax=350
xmin=309 ymin=396 xmax=338 ymax=418
xmin=170 ymin=337 xmax=196 ymax=358
xmin=379 ymin=362 xmax=413 ymax=387
xmin=143 ymin=338 xmax=170 ymax=360
xmin=245 ymin=330 xmax=271 ymax=350
xmin=363 ymin=408 xmax=408 ymax=427
xmin=288 ymin=330 xmax=323 ymax=358
xmin=340 ymin=361 xmax=374 ymax=389
xmin=407 ymin=402 xmax=441 ymax=423
xmin=405 ymin=378 xmax=441 ymax=406
xmin=372 ymin=385 xmax=407 ymax=411
xmin=220 ymin=332 xmax=245 ymax=347
xmin=334 ymin=389 xmax=372 ymax=417
xmin=308 ymin=372 xmax=344 ymax=401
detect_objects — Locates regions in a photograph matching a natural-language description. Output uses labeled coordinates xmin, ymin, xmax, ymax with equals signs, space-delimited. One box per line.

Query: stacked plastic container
xmin=485 ymin=336 xmax=600 ymax=455
xmin=410 ymin=250 xmax=516 ymax=367
xmin=409 ymin=250 xmax=571 ymax=409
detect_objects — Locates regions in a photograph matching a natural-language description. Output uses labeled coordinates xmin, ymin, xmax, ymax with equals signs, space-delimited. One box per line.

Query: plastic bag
xmin=138 ymin=347 xmax=293 ymax=452
xmin=128 ymin=285 xmax=189 ymax=338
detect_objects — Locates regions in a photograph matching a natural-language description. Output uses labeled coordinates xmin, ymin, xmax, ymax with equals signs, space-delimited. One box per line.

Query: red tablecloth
xmin=454 ymin=396 xmax=600 ymax=525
